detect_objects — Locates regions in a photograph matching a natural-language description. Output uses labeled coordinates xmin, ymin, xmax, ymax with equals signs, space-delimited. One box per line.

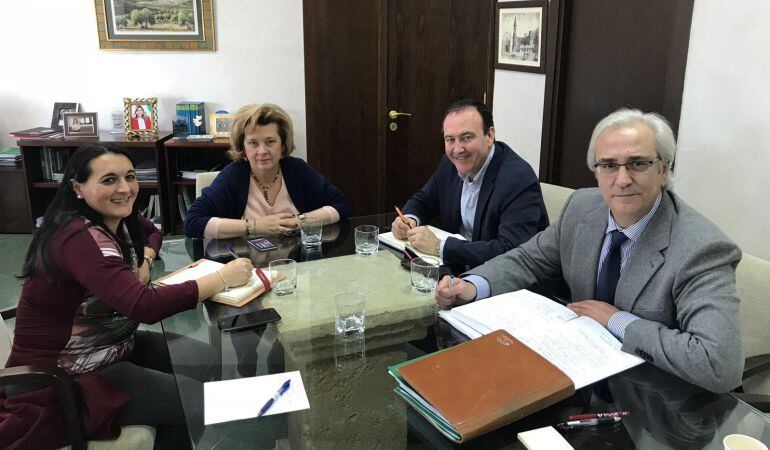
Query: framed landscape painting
xmin=95 ymin=0 xmax=216 ymax=51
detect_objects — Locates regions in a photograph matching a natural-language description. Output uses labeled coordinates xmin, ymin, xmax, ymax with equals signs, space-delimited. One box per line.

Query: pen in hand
xmin=257 ymin=379 xmax=292 ymax=418
xmin=394 ymin=206 xmax=412 ymax=229
xmin=449 ymin=275 xmax=455 ymax=287
xmin=226 ymin=243 xmax=239 ymax=260
xmin=568 ymin=411 xmax=629 ymax=420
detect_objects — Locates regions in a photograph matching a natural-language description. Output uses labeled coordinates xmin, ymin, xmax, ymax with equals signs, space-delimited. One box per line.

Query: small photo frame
xmin=51 ymin=102 xmax=80 ymax=130
xmin=495 ymin=1 xmax=546 ymax=73
xmin=124 ymin=97 xmax=159 ymax=135
xmin=62 ymin=112 xmax=99 ymax=138
xmin=210 ymin=112 xmax=233 ymax=138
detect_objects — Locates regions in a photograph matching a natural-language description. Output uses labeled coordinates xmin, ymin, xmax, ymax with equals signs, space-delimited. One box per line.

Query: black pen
xmin=556 ymin=416 xmax=621 ymax=430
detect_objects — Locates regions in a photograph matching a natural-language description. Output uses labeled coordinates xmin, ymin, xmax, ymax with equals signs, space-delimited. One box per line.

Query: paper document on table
xmin=515 ymin=316 xmax=643 ymax=389
xmin=379 ymin=225 xmax=465 ymax=264
xmin=443 ymin=289 xmax=643 ymax=387
xmin=451 ymin=290 xmax=577 ymax=336
xmin=204 ymin=371 xmax=309 ymax=425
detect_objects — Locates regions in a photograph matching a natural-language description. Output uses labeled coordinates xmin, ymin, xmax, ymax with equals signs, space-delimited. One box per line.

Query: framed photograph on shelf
xmin=210 ymin=112 xmax=233 ymax=138
xmin=124 ymin=98 xmax=159 ymax=136
xmin=495 ymin=1 xmax=546 ymax=73
xmin=95 ymin=0 xmax=216 ymax=51
xmin=50 ymin=102 xmax=80 ymax=130
xmin=62 ymin=112 xmax=99 ymax=138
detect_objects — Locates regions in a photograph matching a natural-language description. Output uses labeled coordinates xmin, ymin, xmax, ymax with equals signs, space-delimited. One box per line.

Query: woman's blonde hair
xmin=228 ymin=103 xmax=295 ymax=162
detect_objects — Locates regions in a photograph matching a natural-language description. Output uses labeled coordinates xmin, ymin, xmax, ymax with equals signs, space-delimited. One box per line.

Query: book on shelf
xmin=177 ymin=192 xmax=187 ymax=220
xmin=378 ymin=225 xmax=466 ymax=264
xmin=181 ymin=186 xmax=192 ymax=209
xmin=0 ymin=147 xmax=21 ymax=167
xmin=390 ymin=289 xmax=644 ymax=442
xmin=389 ymin=329 xmax=574 ymax=443
xmin=9 ymin=126 xmax=59 ymax=138
xmin=176 ymin=101 xmax=206 ymax=137
xmin=153 ymin=259 xmax=274 ymax=307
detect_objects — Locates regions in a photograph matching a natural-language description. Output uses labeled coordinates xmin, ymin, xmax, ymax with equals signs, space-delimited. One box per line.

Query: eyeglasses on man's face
xmin=593 ymin=158 xmax=662 ymax=175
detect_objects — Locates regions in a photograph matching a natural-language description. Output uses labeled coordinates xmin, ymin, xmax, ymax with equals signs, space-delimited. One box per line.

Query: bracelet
xmin=143 ymin=255 xmax=154 ymax=268
xmin=216 ymin=270 xmax=229 ymax=291
xmin=244 ymin=219 xmax=250 ymax=236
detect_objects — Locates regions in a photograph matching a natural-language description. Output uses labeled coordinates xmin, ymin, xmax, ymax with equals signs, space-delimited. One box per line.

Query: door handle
xmin=388 ymin=110 xmax=412 ymax=120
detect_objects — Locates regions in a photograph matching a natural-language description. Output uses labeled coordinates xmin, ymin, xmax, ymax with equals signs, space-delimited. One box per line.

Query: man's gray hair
xmin=586 ymin=108 xmax=676 ymax=189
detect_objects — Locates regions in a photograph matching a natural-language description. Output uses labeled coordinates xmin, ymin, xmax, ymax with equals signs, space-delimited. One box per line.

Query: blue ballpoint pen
xmin=225 ymin=243 xmax=239 ymax=260
xmin=257 ymin=379 xmax=292 ymax=417
xmin=449 ymin=275 xmax=455 ymax=287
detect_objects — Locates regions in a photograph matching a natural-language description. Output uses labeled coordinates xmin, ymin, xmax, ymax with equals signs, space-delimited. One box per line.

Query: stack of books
xmin=40 ymin=147 xmax=66 ymax=181
xmin=135 ymin=160 xmax=158 ymax=182
xmin=9 ymin=127 xmax=63 ymax=140
xmin=0 ymin=147 xmax=21 ymax=167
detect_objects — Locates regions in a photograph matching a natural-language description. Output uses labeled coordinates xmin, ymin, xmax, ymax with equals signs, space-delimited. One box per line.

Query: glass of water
xmin=334 ymin=292 xmax=366 ymax=336
xmin=300 ymin=217 xmax=323 ymax=247
xmin=269 ymin=258 xmax=297 ymax=295
xmin=354 ymin=225 xmax=379 ymax=255
xmin=410 ymin=256 xmax=440 ymax=293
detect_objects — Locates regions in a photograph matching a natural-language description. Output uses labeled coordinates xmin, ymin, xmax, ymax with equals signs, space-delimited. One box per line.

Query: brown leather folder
xmin=397 ymin=329 xmax=575 ymax=442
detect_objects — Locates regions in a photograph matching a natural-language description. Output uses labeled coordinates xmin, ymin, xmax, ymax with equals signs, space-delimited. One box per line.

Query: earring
xmin=77 ymin=194 xmax=83 ymax=199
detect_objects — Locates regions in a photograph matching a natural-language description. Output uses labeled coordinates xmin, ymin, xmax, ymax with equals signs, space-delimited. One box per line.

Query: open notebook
xmin=153 ymin=259 xmax=273 ymax=307
xmin=438 ymin=289 xmax=643 ymax=389
xmin=379 ymin=225 xmax=466 ymax=264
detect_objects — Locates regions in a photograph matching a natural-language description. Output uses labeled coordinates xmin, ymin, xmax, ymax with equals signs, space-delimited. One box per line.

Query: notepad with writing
xmin=439 ymin=289 xmax=644 ymax=389
xmin=153 ymin=259 xmax=272 ymax=307
xmin=379 ymin=225 xmax=466 ymax=264
xmin=388 ymin=329 xmax=575 ymax=443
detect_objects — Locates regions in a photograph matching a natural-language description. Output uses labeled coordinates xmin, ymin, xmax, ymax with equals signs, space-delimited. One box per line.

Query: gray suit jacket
xmin=467 ymin=188 xmax=744 ymax=393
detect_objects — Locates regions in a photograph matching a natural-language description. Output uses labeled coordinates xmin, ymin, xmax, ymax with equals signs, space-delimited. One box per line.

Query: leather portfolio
xmin=391 ymin=329 xmax=575 ymax=442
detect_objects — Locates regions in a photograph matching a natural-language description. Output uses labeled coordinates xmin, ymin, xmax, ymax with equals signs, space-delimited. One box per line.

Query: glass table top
xmin=154 ymin=214 xmax=770 ymax=449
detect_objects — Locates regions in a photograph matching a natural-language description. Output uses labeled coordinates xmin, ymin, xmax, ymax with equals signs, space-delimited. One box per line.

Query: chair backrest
xmin=0 ymin=314 xmax=12 ymax=368
xmin=736 ymin=253 xmax=770 ymax=358
xmin=540 ymin=182 xmax=575 ymax=222
xmin=196 ymin=171 xmax=220 ymax=198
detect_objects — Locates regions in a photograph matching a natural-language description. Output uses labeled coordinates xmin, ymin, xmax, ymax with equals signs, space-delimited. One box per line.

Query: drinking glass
xmin=354 ymin=225 xmax=379 ymax=255
xmin=300 ymin=217 xmax=323 ymax=247
xmin=410 ymin=256 xmax=440 ymax=293
xmin=334 ymin=292 xmax=366 ymax=336
xmin=269 ymin=259 xmax=297 ymax=295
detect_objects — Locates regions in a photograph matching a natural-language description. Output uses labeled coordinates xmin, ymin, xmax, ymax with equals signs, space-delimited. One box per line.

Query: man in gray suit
xmin=436 ymin=108 xmax=744 ymax=393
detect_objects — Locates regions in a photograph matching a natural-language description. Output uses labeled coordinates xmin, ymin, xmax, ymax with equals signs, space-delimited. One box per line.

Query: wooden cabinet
xmin=0 ymin=166 xmax=33 ymax=233
xmin=17 ymin=132 xmax=173 ymax=233
xmin=163 ymin=138 xmax=231 ymax=234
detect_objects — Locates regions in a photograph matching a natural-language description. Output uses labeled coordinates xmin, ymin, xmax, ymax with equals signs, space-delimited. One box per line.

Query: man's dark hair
xmin=442 ymin=99 xmax=494 ymax=135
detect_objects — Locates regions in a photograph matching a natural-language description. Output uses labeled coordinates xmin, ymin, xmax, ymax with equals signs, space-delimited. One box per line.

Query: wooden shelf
xmin=173 ymin=179 xmax=197 ymax=186
xmin=18 ymin=132 xmax=173 ymax=233
xmin=31 ymin=181 xmax=159 ymax=189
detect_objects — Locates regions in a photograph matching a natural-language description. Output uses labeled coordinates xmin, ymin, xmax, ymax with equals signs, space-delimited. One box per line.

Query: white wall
xmin=676 ymin=1 xmax=770 ymax=260
xmin=0 ymin=0 xmax=308 ymax=158
xmin=492 ymin=71 xmax=545 ymax=174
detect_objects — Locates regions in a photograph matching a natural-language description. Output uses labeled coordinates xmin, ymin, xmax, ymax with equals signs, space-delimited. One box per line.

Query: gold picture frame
xmin=124 ymin=97 xmax=159 ymax=136
xmin=95 ymin=0 xmax=216 ymax=51
xmin=210 ymin=112 xmax=233 ymax=138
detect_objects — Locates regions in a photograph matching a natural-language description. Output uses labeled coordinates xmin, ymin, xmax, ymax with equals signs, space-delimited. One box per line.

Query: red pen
xmin=568 ymin=411 xmax=630 ymax=420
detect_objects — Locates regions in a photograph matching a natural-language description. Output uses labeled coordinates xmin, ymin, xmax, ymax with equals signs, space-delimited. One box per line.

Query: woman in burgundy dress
xmin=0 ymin=144 xmax=254 ymax=449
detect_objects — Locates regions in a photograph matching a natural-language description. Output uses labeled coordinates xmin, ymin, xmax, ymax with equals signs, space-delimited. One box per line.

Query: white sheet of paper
xmin=452 ymin=290 xmax=576 ymax=336
xmin=203 ymin=371 xmax=309 ymax=425
xmin=515 ymin=317 xmax=643 ymax=389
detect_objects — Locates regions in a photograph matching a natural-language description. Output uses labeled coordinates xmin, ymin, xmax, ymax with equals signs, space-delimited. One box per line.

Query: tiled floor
xmin=0 ymin=234 xmax=32 ymax=311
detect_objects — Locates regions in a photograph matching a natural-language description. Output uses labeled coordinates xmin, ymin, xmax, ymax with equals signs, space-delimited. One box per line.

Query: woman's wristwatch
xmin=144 ymin=255 xmax=154 ymax=269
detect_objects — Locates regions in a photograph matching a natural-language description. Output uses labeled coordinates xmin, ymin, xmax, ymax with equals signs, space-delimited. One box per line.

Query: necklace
xmin=251 ymin=169 xmax=280 ymax=206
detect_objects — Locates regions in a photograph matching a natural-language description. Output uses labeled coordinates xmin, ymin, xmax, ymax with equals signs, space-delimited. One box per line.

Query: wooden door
xmin=304 ymin=0 xmax=495 ymax=216
xmin=540 ymin=0 xmax=694 ymax=188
